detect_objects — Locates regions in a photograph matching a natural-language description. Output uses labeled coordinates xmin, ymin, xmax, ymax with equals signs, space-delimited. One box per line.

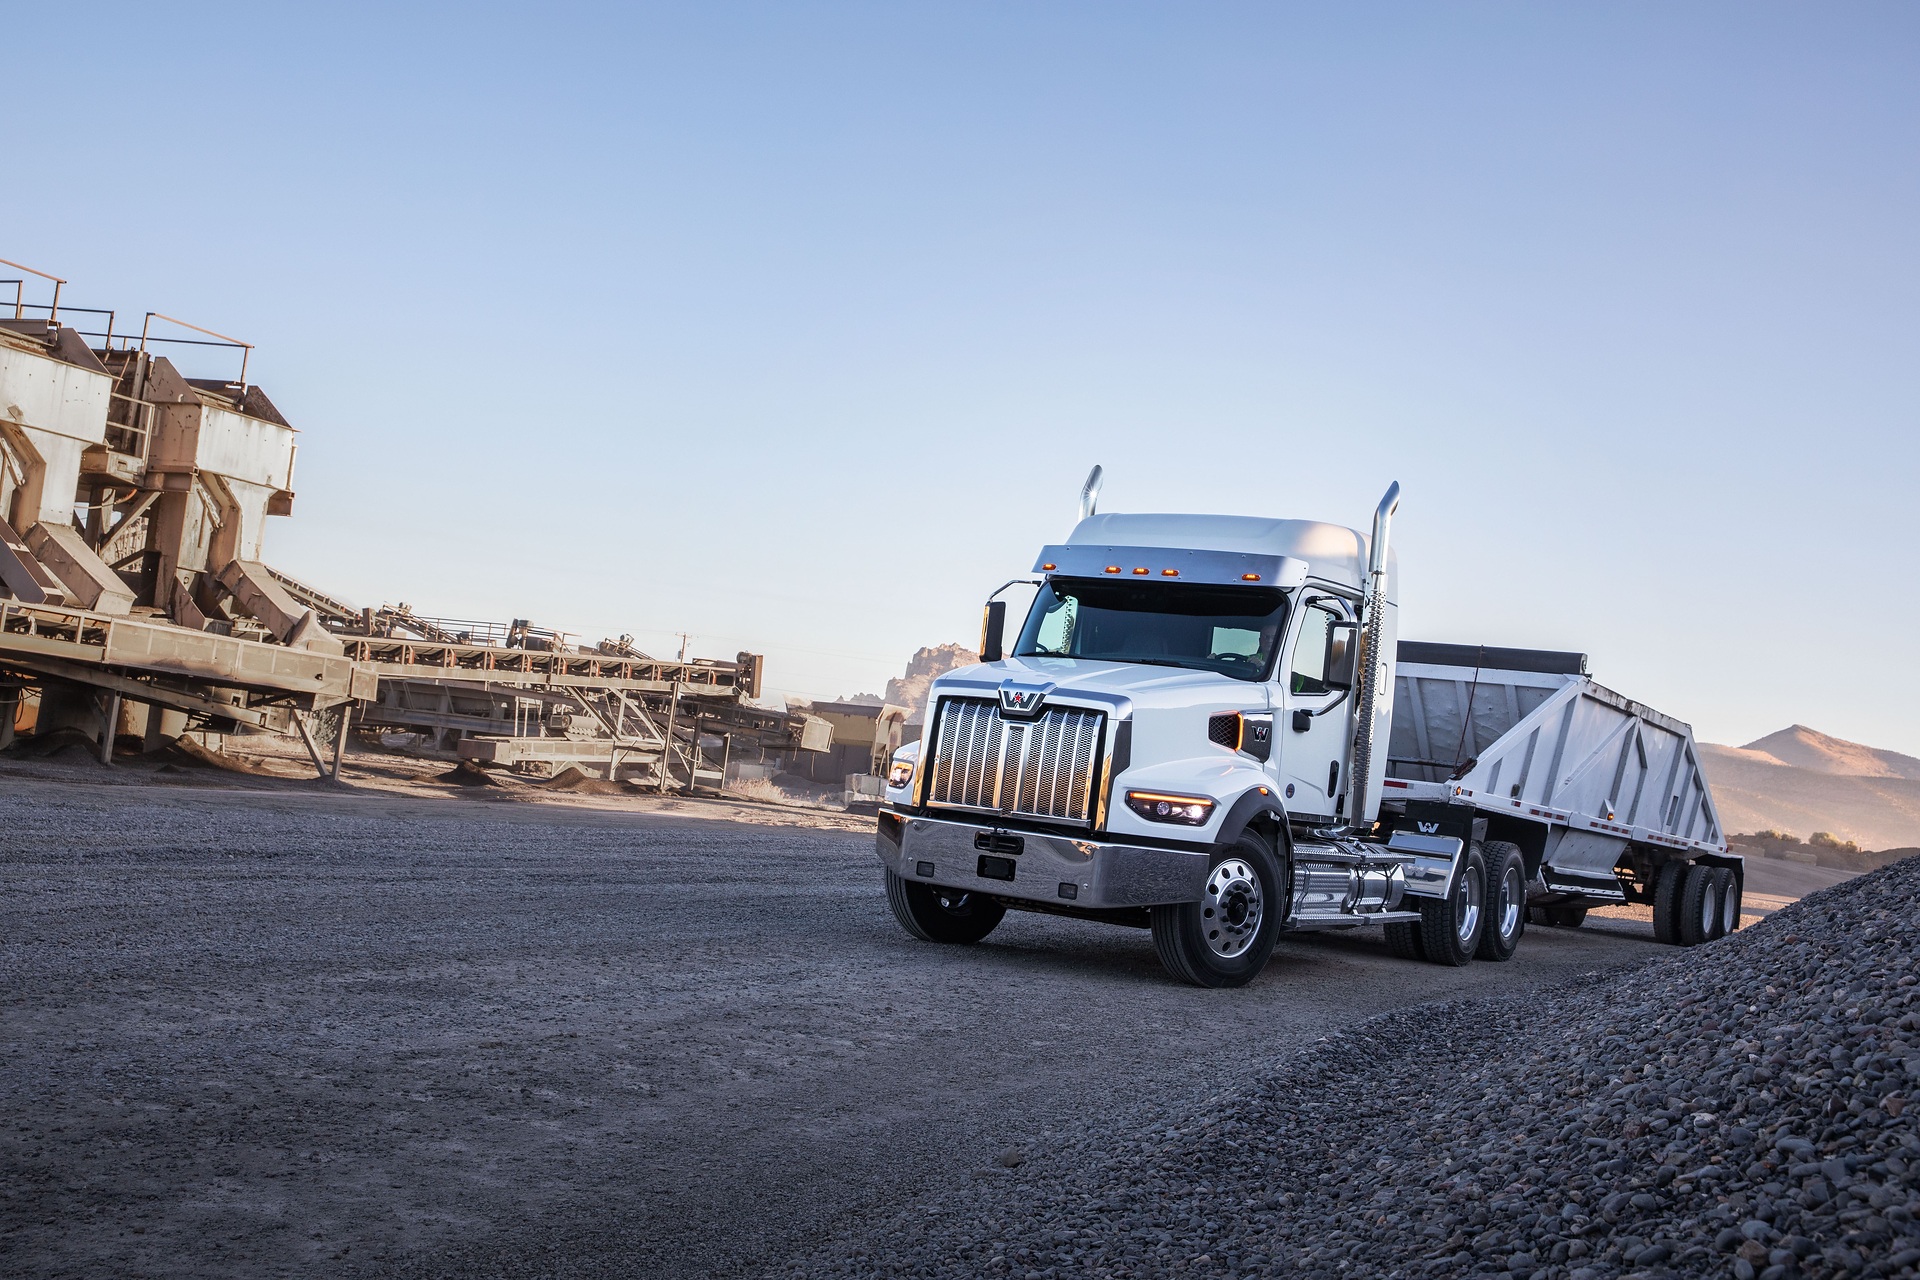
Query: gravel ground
xmin=0 ymin=774 xmax=1659 ymax=1279
xmin=776 ymin=857 xmax=1920 ymax=1280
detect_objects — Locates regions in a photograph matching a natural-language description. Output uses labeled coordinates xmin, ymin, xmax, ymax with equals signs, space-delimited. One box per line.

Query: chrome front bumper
xmin=876 ymin=811 xmax=1209 ymax=909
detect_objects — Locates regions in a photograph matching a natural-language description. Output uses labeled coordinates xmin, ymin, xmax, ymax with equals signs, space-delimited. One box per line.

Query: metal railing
xmin=140 ymin=312 xmax=253 ymax=390
xmin=0 ymin=257 xmax=63 ymax=321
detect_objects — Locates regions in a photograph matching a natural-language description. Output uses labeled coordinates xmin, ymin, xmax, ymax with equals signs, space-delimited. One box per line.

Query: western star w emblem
xmin=997 ymin=679 xmax=1054 ymax=716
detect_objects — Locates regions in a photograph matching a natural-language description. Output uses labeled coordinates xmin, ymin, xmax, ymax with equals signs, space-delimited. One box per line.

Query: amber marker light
xmin=1161 ymin=568 xmax=1179 ymax=577
xmin=1104 ymin=565 xmax=1121 ymax=574
xmin=1241 ymin=573 xmax=1262 ymax=582
xmin=1041 ymin=563 xmax=1057 ymax=571
xmin=1132 ymin=567 xmax=1150 ymax=575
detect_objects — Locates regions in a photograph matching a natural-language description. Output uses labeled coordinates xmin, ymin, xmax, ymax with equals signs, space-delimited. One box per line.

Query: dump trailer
xmin=875 ymin=469 xmax=1739 ymax=987
xmin=1384 ymin=642 xmax=1735 ymax=941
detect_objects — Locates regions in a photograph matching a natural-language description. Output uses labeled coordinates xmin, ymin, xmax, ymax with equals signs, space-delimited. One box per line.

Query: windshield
xmin=1013 ymin=577 xmax=1290 ymax=682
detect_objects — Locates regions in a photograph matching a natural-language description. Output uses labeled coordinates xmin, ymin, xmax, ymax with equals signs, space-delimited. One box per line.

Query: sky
xmin=6 ymin=3 xmax=1917 ymax=752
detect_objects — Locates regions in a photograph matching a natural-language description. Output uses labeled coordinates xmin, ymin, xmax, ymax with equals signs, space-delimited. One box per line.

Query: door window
xmin=1289 ymin=604 xmax=1339 ymax=696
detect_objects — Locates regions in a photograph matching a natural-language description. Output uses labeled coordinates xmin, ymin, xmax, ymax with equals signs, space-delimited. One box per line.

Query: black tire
xmin=1546 ymin=905 xmax=1588 ymax=928
xmin=1384 ymin=919 xmax=1426 ymax=961
xmin=1476 ymin=841 xmax=1526 ymax=962
xmin=1151 ymin=832 xmax=1282 ymax=988
xmin=883 ymin=869 xmax=1006 ymax=944
xmin=1715 ymin=868 xmax=1742 ymax=936
xmin=1418 ymin=843 xmax=1487 ymax=966
xmin=1677 ymin=862 xmax=1719 ymax=947
xmin=1651 ymin=859 xmax=1688 ymax=945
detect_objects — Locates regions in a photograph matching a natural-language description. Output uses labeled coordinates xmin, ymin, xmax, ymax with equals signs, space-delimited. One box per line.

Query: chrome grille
xmin=925 ymin=698 xmax=1105 ymax=824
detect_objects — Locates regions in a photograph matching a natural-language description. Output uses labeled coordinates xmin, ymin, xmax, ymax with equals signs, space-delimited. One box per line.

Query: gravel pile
xmin=781 ymin=857 xmax=1920 ymax=1280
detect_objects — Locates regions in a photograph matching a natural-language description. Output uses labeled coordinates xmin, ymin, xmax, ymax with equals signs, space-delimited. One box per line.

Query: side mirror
xmin=980 ymin=600 xmax=1007 ymax=663
xmin=1325 ymin=621 xmax=1359 ymax=690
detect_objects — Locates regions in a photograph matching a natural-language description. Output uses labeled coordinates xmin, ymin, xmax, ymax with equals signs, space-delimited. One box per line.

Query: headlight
xmin=1125 ymin=790 xmax=1216 ymax=826
xmin=887 ymin=743 xmax=918 ymax=790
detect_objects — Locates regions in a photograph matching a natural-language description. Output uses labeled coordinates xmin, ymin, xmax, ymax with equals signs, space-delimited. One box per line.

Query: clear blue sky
xmin=8 ymin=3 xmax=1917 ymax=751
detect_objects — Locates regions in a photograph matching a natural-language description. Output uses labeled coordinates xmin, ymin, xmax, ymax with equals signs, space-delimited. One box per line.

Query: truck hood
xmin=927 ymin=655 xmax=1269 ymax=716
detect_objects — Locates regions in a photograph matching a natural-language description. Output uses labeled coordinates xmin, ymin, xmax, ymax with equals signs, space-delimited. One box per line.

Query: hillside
xmin=1698 ymin=725 xmax=1920 ymax=850
xmin=1730 ymin=723 xmax=1920 ymax=780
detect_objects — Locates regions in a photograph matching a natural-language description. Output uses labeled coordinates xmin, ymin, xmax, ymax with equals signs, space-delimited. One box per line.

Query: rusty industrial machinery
xmin=0 ymin=257 xmax=819 ymax=785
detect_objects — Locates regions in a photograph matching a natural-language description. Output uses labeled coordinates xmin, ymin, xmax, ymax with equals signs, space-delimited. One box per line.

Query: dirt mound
xmin=2 ymin=728 xmax=104 ymax=761
xmin=436 ymin=761 xmax=498 ymax=787
xmin=540 ymin=766 xmax=632 ymax=796
xmin=778 ymin=858 xmax=1920 ymax=1280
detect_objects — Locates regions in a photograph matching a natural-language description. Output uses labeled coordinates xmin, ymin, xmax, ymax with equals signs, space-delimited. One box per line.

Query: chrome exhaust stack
xmin=1346 ymin=481 xmax=1400 ymax=829
xmin=1078 ymin=465 xmax=1104 ymax=524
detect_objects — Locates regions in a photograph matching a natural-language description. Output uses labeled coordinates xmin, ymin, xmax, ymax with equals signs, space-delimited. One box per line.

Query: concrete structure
xmin=0 ymin=258 xmax=815 ymax=784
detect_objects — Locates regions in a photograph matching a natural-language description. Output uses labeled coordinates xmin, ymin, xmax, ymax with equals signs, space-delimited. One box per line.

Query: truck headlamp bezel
xmin=1124 ymin=790 xmax=1216 ymax=826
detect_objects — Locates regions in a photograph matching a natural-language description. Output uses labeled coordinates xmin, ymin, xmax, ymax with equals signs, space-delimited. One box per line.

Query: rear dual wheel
xmin=1654 ymin=861 xmax=1741 ymax=946
xmin=1386 ymin=841 xmax=1524 ymax=966
xmin=1413 ymin=843 xmax=1488 ymax=967
xmin=1715 ymin=868 xmax=1743 ymax=936
xmin=1475 ymin=842 xmax=1526 ymax=962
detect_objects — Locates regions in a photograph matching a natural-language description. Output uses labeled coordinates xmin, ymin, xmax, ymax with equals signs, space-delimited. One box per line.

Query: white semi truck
xmin=876 ymin=469 xmax=1741 ymax=987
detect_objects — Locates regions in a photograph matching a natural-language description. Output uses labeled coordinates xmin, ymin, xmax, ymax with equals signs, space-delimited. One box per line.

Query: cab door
xmin=1278 ymin=597 xmax=1356 ymax=823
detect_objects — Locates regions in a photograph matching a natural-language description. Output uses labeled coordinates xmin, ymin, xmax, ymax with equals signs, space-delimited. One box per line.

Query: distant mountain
xmin=885 ymin=643 xmax=978 ymax=724
xmin=1726 ymin=725 xmax=1920 ymax=781
xmin=1698 ymin=726 xmax=1920 ymax=851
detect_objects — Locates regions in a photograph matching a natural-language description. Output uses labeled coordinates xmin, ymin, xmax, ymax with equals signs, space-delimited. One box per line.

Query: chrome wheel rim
xmin=1720 ymin=879 xmax=1738 ymax=934
xmin=1699 ymin=880 xmax=1717 ymax=938
xmin=1496 ymin=865 xmax=1523 ymax=942
xmin=1202 ymin=858 xmax=1263 ymax=959
xmin=1454 ymin=867 xmax=1482 ymax=947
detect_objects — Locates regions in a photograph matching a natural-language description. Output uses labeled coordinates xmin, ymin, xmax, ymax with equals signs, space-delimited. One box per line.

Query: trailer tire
xmin=1418 ymin=843 xmax=1487 ymax=966
xmin=1677 ymin=863 xmax=1720 ymax=946
xmin=1150 ymin=832 xmax=1282 ymax=988
xmin=1384 ymin=919 xmax=1426 ymax=961
xmin=1714 ymin=868 xmax=1742 ymax=936
xmin=1652 ymin=859 xmax=1688 ymax=945
xmin=883 ymin=870 xmax=1006 ymax=944
xmin=1475 ymin=842 xmax=1526 ymax=962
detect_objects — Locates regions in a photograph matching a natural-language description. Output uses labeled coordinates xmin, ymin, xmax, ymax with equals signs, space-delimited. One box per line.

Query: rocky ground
xmin=776 ymin=857 xmax=1920 ymax=1280
xmin=0 ymin=774 xmax=1661 ymax=1279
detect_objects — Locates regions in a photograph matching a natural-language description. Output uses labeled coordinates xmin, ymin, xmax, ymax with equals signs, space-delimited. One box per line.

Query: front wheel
xmin=883 ymin=869 xmax=1006 ymax=943
xmin=1151 ymin=833 xmax=1282 ymax=988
